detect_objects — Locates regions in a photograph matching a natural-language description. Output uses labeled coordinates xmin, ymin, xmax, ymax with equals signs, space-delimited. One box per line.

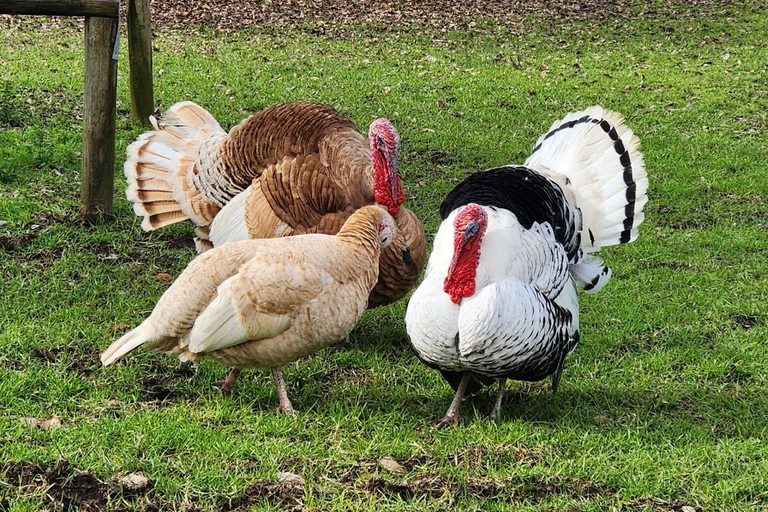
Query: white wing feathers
xmin=209 ymin=188 xmax=252 ymax=248
xmin=186 ymin=275 xmax=292 ymax=353
xmin=518 ymin=222 xmax=570 ymax=300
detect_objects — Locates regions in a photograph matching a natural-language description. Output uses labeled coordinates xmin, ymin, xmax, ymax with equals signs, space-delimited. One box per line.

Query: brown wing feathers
xmin=125 ymin=100 xmax=425 ymax=308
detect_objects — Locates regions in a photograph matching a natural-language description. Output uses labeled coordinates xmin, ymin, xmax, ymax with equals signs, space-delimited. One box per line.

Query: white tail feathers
xmin=124 ymin=101 xmax=226 ymax=231
xmin=100 ymin=324 xmax=154 ymax=366
xmin=570 ymin=252 xmax=612 ymax=294
xmin=524 ymin=105 xmax=648 ymax=250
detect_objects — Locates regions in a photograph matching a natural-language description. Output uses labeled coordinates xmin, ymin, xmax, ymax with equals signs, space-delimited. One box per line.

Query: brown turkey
xmin=102 ymin=206 xmax=397 ymax=413
xmin=124 ymin=101 xmax=425 ymax=308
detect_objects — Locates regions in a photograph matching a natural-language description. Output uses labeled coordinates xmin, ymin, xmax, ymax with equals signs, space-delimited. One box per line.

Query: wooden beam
xmin=127 ymin=0 xmax=155 ymax=126
xmin=81 ymin=16 xmax=118 ymax=222
xmin=0 ymin=0 xmax=118 ymax=18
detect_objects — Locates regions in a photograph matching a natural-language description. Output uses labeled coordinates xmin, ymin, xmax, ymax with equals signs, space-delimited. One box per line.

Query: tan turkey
xmin=124 ymin=101 xmax=425 ymax=308
xmin=101 ymin=206 xmax=396 ymax=414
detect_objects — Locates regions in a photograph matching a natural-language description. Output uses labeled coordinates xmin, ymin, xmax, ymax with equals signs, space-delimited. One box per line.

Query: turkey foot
xmin=216 ymin=367 xmax=241 ymax=395
xmin=337 ymin=335 xmax=351 ymax=348
xmin=272 ymin=368 xmax=296 ymax=415
xmin=436 ymin=373 xmax=470 ymax=428
xmin=488 ymin=378 xmax=507 ymax=421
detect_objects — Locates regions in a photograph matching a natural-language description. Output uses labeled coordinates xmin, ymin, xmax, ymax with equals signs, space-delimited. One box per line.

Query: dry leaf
xmin=109 ymin=323 xmax=131 ymax=334
xmin=22 ymin=414 xmax=62 ymax=429
xmin=156 ymin=273 xmax=173 ymax=282
xmin=379 ymin=456 xmax=406 ymax=475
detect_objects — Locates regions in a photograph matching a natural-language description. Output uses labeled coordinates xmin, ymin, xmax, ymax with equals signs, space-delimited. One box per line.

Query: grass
xmin=1 ymin=3 xmax=767 ymax=510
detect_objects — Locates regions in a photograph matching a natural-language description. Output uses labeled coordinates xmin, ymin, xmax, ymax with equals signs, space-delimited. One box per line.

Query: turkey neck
xmin=336 ymin=207 xmax=384 ymax=258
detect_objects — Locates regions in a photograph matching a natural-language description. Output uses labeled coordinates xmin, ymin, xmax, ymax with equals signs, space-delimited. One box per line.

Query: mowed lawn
xmin=1 ymin=3 xmax=767 ymax=511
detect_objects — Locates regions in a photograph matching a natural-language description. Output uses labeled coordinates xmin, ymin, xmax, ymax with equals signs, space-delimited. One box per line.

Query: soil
xmin=145 ymin=0 xmax=748 ymax=35
xmin=1 ymin=1 xmax=750 ymax=36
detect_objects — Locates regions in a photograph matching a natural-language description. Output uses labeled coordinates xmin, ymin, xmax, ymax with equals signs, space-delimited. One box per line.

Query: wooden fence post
xmin=81 ymin=16 xmax=118 ymax=222
xmin=127 ymin=0 xmax=154 ymax=126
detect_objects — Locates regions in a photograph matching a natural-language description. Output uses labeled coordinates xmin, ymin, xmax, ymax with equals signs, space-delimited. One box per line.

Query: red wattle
xmin=443 ymin=237 xmax=481 ymax=304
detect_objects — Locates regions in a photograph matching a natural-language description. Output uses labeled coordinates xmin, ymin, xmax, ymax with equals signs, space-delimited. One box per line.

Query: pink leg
xmin=216 ymin=367 xmax=241 ymax=395
xmin=271 ymin=368 xmax=296 ymax=415
xmin=488 ymin=378 xmax=507 ymax=421
xmin=436 ymin=373 xmax=471 ymax=428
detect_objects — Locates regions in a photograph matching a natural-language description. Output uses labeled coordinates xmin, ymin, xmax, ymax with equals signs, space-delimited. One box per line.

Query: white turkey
xmin=405 ymin=106 xmax=648 ymax=426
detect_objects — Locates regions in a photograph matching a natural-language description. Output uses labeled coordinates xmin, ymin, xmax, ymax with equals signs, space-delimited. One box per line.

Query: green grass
xmin=1 ymin=4 xmax=768 ymax=510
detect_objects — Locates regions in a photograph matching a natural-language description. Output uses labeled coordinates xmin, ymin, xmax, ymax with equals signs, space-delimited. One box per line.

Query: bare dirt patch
xmin=138 ymin=361 xmax=198 ymax=402
xmin=365 ymin=472 xmax=616 ymax=504
xmin=0 ymin=211 xmax=70 ymax=253
xmin=1 ymin=461 xmax=120 ymax=512
xmin=220 ymin=480 xmax=305 ymax=512
xmin=731 ymin=313 xmax=759 ymax=330
xmin=1 ymin=0 xmax=750 ymax=36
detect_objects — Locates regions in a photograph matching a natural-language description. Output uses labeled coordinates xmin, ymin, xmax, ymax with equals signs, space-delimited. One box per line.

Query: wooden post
xmin=81 ymin=16 xmax=118 ymax=222
xmin=127 ymin=0 xmax=154 ymax=126
xmin=0 ymin=0 xmax=118 ymax=17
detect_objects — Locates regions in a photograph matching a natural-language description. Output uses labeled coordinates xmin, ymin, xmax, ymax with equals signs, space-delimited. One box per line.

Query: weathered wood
xmin=0 ymin=0 xmax=118 ymax=18
xmin=81 ymin=16 xmax=118 ymax=222
xmin=127 ymin=0 xmax=155 ymax=126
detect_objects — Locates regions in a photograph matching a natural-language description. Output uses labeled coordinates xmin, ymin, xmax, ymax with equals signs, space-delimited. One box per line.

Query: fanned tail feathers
xmin=124 ymin=101 xmax=226 ymax=231
xmin=524 ymin=105 xmax=648 ymax=250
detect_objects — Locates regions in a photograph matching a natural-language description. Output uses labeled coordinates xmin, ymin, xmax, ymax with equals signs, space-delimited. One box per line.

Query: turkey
xmin=124 ymin=101 xmax=425 ymax=309
xmin=405 ymin=106 xmax=648 ymax=426
xmin=101 ymin=206 xmax=395 ymax=414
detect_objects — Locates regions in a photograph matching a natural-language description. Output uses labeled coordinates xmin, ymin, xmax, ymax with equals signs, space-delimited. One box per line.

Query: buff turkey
xmin=405 ymin=106 xmax=648 ymax=426
xmin=124 ymin=101 xmax=425 ymax=309
xmin=102 ymin=206 xmax=395 ymax=414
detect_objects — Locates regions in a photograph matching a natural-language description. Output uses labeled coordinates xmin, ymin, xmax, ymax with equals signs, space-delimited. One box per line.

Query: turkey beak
xmin=464 ymin=221 xmax=478 ymax=240
xmin=447 ymin=221 xmax=478 ymax=280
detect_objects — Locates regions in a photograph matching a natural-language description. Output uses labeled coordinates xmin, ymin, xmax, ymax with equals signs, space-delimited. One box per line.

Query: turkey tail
xmin=101 ymin=323 xmax=155 ymax=366
xmin=124 ymin=101 xmax=226 ymax=231
xmin=524 ymin=105 xmax=648 ymax=250
xmin=569 ymin=252 xmax=612 ymax=294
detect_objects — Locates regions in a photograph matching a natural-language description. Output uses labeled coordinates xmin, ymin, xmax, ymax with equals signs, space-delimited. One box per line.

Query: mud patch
xmin=422 ymin=149 xmax=459 ymax=167
xmin=139 ymin=362 xmax=198 ymax=403
xmin=0 ymin=460 xmax=203 ymax=512
xmin=1 ymin=461 xmax=115 ymax=511
xmin=220 ymin=480 xmax=304 ymax=512
xmin=0 ymin=211 xmax=71 ymax=253
xmin=731 ymin=313 xmax=759 ymax=330
xmin=606 ymin=326 xmax=676 ymax=357
xmin=28 ymin=346 xmax=100 ymax=378
xmin=626 ymin=497 xmax=691 ymax=511
xmin=365 ymin=473 xmax=453 ymax=500
xmin=364 ymin=472 xmax=615 ymax=504
xmin=720 ymin=363 xmax=751 ymax=385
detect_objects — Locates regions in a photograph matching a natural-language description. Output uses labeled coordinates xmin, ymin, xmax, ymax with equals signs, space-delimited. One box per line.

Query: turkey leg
xmin=271 ymin=368 xmax=296 ymax=415
xmin=216 ymin=367 xmax=241 ymax=395
xmin=436 ymin=373 xmax=470 ymax=428
xmin=488 ymin=378 xmax=506 ymax=421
